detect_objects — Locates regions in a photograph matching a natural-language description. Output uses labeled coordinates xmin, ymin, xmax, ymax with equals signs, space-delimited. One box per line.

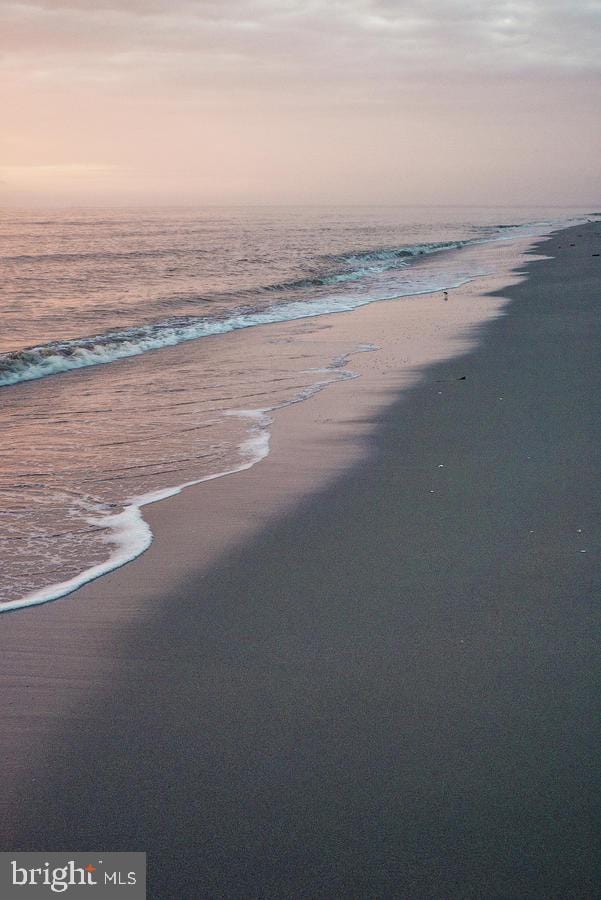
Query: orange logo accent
xmin=85 ymin=865 xmax=97 ymax=873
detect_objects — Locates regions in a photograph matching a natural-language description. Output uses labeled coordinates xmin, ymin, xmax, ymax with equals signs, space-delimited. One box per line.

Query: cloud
xmin=1 ymin=1 xmax=599 ymax=204
xmin=1 ymin=0 xmax=599 ymax=87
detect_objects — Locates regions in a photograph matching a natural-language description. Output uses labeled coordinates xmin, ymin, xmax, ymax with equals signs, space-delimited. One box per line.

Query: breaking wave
xmin=0 ymin=239 xmax=470 ymax=388
xmin=0 ymin=292 xmax=426 ymax=387
xmin=241 ymin=239 xmax=469 ymax=294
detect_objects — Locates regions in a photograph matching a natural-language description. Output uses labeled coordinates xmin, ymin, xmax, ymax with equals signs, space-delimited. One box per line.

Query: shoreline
xmin=2 ymin=231 xmax=539 ymax=613
xmin=1 ymin=223 xmax=600 ymax=897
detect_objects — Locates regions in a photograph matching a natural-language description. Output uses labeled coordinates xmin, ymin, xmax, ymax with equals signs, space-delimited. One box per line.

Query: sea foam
xmin=0 ymin=410 xmax=272 ymax=612
xmin=0 ymin=240 xmax=471 ymax=389
xmin=0 ymin=279 xmax=473 ymax=389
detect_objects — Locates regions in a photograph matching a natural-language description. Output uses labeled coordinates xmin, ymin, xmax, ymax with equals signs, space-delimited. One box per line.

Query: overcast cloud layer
xmin=1 ymin=0 xmax=600 ymax=204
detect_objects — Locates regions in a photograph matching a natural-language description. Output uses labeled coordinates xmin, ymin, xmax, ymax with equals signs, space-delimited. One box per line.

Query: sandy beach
xmin=1 ymin=223 xmax=600 ymax=898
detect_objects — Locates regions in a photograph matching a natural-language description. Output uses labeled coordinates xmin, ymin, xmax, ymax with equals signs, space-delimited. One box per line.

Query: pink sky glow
xmin=1 ymin=0 xmax=600 ymax=206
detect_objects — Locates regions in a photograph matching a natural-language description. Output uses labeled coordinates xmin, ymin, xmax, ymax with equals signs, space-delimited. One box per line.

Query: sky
xmin=1 ymin=0 xmax=600 ymax=206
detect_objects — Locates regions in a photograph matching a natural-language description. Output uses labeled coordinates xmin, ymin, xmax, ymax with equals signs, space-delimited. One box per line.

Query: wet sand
xmin=1 ymin=224 xmax=600 ymax=898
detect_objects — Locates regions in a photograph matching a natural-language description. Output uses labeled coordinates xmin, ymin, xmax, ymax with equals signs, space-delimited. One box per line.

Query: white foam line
xmin=0 ymin=410 xmax=272 ymax=613
xmin=1 ymin=217 xmax=586 ymax=390
xmin=1 ymin=357 xmax=360 ymax=613
xmin=0 ymin=280 xmax=471 ymax=388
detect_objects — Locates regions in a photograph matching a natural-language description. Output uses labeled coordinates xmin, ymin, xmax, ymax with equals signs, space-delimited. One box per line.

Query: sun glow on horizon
xmin=1 ymin=0 xmax=600 ymax=206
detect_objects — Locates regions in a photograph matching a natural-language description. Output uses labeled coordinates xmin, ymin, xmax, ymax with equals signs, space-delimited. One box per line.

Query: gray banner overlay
xmin=0 ymin=854 xmax=146 ymax=899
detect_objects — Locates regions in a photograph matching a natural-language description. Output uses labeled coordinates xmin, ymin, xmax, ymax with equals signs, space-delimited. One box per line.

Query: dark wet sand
xmin=1 ymin=225 xmax=600 ymax=898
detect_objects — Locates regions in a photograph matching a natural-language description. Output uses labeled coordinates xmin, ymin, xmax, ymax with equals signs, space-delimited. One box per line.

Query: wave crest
xmin=0 ymin=239 xmax=470 ymax=388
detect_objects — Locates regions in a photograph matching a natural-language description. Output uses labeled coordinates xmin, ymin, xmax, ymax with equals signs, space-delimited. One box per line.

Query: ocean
xmin=0 ymin=205 xmax=594 ymax=610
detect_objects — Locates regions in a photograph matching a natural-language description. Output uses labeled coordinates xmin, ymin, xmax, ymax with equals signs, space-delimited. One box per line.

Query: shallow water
xmin=0 ymin=205 xmax=594 ymax=608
